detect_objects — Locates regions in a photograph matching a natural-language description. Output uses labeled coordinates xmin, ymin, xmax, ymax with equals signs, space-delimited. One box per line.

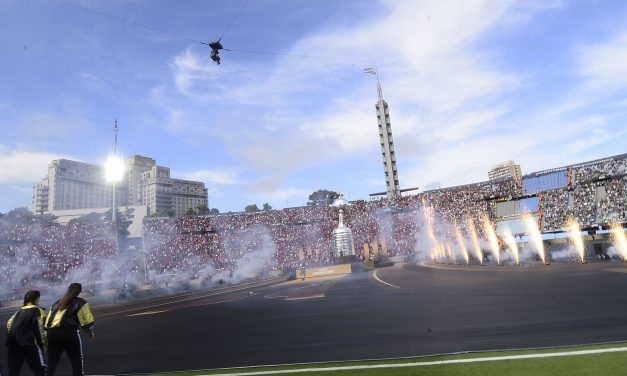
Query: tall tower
xmin=366 ymin=68 xmax=401 ymax=199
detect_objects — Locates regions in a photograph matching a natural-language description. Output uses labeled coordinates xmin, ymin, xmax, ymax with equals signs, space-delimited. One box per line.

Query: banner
xmin=296 ymin=264 xmax=352 ymax=279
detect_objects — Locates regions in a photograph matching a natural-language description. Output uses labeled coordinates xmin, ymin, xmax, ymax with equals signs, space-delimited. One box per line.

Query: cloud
xmin=181 ymin=169 xmax=241 ymax=186
xmin=152 ymin=0 xmax=625 ymax=203
xmin=364 ymin=177 xmax=384 ymax=186
xmin=160 ymin=0 xmax=543 ymax=170
xmin=577 ymin=32 xmax=627 ymax=91
xmin=0 ymin=146 xmax=64 ymax=184
xmin=243 ymin=176 xmax=284 ymax=193
xmin=254 ymin=187 xmax=310 ymax=205
xmin=77 ymin=72 xmax=107 ymax=91
xmin=1 ymin=108 xmax=98 ymax=148
xmin=9 ymin=185 xmax=34 ymax=193
xmin=241 ymin=176 xmax=310 ymax=206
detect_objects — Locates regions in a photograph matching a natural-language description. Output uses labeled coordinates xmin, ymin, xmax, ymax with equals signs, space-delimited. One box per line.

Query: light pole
xmin=105 ymin=119 xmax=124 ymax=225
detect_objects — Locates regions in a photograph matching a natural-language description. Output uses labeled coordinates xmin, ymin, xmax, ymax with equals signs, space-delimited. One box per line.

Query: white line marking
xmin=127 ymin=309 xmax=170 ymax=317
xmin=417 ymin=261 xmax=513 ymax=271
xmin=285 ymin=293 xmax=325 ymax=301
xmin=197 ymin=347 xmax=627 ymax=375
xmin=372 ymin=269 xmax=401 ymax=289
xmin=417 ymin=261 xmax=484 ymax=271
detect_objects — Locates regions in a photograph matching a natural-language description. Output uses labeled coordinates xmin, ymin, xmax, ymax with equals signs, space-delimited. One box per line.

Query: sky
xmin=1 ymin=0 xmax=627 ymax=213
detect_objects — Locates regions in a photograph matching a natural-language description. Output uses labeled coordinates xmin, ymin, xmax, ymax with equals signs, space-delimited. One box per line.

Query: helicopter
xmin=207 ymin=40 xmax=224 ymax=65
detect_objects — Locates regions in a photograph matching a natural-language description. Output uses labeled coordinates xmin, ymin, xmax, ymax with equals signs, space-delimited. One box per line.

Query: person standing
xmin=44 ymin=283 xmax=95 ymax=376
xmin=5 ymin=290 xmax=47 ymax=376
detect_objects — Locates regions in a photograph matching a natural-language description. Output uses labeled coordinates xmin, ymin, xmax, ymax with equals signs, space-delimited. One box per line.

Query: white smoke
xmin=412 ymin=208 xmax=431 ymax=261
xmin=232 ymin=232 xmax=277 ymax=281
xmin=550 ymin=246 xmax=580 ymax=262
xmin=607 ymin=246 xmax=625 ymax=260
xmin=213 ymin=227 xmax=278 ymax=285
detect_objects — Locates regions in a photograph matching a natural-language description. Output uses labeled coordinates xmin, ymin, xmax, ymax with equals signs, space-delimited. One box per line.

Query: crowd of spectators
xmin=141 ymin=177 xmax=521 ymax=276
xmin=3 ymin=156 xmax=626 ymax=291
xmin=573 ymin=156 xmax=627 ymax=183
xmin=601 ymin=178 xmax=627 ymax=223
xmin=0 ymin=222 xmax=117 ymax=290
xmin=143 ymin=158 xmax=627 ymax=274
xmin=143 ymin=207 xmax=339 ymax=276
xmin=539 ymin=157 xmax=627 ymax=231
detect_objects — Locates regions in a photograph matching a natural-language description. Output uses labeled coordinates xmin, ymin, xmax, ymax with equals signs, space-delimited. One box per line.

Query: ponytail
xmin=58 ymin=283 xmax=82 ymax=310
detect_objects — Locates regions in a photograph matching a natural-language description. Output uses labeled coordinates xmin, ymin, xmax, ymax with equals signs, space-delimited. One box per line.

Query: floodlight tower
xmin=105 ymin=119 xmax=124 ymax=225
xmin=364 ymin=68 xmax=401 ymax=199
xmin=113 ymin=119 xmax=118 ymax=225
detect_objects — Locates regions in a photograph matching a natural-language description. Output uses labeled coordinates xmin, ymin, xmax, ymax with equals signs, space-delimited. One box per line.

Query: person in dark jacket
xmin=5 ymin=290 xmax=47 ymax=376
xmin=44 ymin=283 xmax=94 ymax=376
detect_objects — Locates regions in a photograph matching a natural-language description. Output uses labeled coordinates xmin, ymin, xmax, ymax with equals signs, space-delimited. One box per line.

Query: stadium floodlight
xmin=105 ymin=154 xmax=125 ymax=183
xmin=105 ymin=153 xmax=125 ymax=226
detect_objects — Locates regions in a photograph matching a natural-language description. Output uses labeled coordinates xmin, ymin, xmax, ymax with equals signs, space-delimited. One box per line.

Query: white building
xmin=33 ymin=156 xmax=207 ymax=216
xmin=489 ymin=161 xmax=522 ymax=181
xmin=32 ymin=159 xmax=127 ymax=213
xmin=127 ymin=155 xmax=156 ymax=206
xmin=139 ymin=165 xmax=208 ymax=216
xmin=32 ymin=179 xmax=49 ymax=214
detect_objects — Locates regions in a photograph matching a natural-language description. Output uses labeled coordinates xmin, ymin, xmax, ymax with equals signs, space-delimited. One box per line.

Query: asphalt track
xmin=2 ymin=261 xmax=627 ymax=375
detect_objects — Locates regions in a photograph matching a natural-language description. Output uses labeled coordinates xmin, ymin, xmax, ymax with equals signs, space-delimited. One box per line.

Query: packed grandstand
xmin=1 ymin=154 xmax=625 ymax=290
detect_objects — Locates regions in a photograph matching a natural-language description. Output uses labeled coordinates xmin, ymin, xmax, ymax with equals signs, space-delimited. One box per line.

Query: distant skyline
xmin=1 ymin=0 xmax=627 ymax=213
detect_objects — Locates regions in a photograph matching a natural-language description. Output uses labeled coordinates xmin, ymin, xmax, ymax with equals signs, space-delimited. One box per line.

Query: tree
xmin=307 ymin=190 xmax=340 ymax=206
xmin=244 ymin=204 xmax=260 ymax=212
xmin=103 ymin=209 xmax=132 ymax=238
xmin=150 ymin=209 xmax=176 ymax=218
xmin=196 ymin=204 xmax=209 ymax=215
xmin=68 ymin=212 xmax=103 ymax=225
xmin=33 ymin=213 xmax=58 ymax=226
xmin=4 ymin=207 xmax=35 ymax=225
xmin=262 ymin=203 xmax=272 ymax=211
xmin=185 ymin=207 xmax=196 ymax=215
xmin=209 ymin=208 xmax=220 ymax=215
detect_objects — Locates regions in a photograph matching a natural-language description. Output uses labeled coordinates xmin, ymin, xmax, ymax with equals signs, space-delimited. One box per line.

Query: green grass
xmin=145 ymin=342 xmax=627 ymax=376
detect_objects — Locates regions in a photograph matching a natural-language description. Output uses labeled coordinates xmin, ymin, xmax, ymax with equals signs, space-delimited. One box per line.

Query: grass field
xmin=146 ymin=342 xmax=627 ymax=376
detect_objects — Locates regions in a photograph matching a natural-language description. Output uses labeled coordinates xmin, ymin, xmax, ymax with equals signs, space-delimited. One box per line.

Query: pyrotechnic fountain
xmin=467 ymin=218 xmax=483 ymax=265
xmin=502 ymin=228 xmax=520 ymax=266
xmin=610 ymin=223 xmax=627 ymax=261
xmin=566 ymin=218 xmax=586 ymax=263
xmin=454 ymin=225 xmax=470 ymax=265
xmin=446 ymin=243 xmax=455 ymax=262
xmin=483 ymin=216 xmax=501 ymax=265
xmin=422 ymin=201 xmax=440 ymax=262
xmin=522 ymin=213 xmax=547 ymax=264
xmin=433 ymin=242 xmax=444 ymax=262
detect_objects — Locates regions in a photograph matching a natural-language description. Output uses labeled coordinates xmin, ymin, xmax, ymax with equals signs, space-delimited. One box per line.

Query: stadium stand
xmin=1 ymin=154 xmax=626 ymax=291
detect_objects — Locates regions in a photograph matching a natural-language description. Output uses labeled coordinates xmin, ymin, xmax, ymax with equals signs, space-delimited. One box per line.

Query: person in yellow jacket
xmin=5 ymin=290 xmax=47 ymax=376
xmin=44 ymin=283 xmax=95 ymax=376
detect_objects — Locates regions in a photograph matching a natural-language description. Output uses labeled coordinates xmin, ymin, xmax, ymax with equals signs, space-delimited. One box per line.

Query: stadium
xmin=1 ymin=153 xmax=626 ymax=375
xmin=3 ymin=1 xmax=627 ymax=375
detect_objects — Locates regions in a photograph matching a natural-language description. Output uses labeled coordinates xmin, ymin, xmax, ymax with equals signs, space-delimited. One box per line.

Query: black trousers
xmin=7 ymin=344 xmax=46 ymax=376
xmin=46 ymin=328 xmax=84 ymax=376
